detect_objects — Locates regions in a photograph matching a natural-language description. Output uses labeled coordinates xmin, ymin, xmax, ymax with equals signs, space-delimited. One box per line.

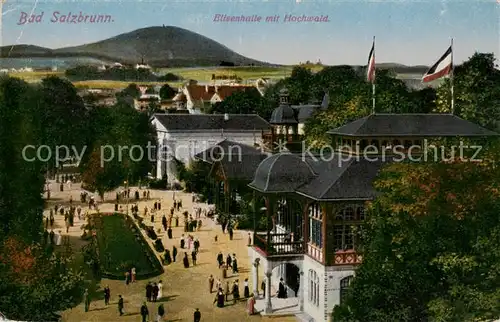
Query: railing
xmin=333 ymin=250 xmax=362 ymax=265
xmin=253 ymin=232 xmax=304 ymax=256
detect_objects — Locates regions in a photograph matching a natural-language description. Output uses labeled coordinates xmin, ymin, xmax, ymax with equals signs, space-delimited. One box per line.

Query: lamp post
xmin=124 ymin=180 xmax=129 ymax=215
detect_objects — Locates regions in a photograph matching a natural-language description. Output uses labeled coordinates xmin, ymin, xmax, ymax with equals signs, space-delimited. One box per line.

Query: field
xmin=7 ymin=65 xmax=324 ymax=89
xmin=93 ymin=213 xmax=163 ymax=279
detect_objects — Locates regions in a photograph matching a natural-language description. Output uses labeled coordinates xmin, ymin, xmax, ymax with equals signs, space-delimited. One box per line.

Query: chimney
xmin=224 ymin=113 xmax=229 ymax=121
xmin=215 ymin=85 xmax=219 ymax=93
xmin=205 ymin=85 xmax=209 ymax=92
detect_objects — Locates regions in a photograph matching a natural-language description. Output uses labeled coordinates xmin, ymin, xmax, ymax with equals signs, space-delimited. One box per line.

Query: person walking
xmin=140 ymin=302 xmax=149 ymax=322
xmin=118 ymin=295 xmax=124 ymax=316
xmin=194 ymin=308 xmax=201 ymax=322
xmin=84 ymin=289 xmax=91 ymax=312
xmin=157 ymin=303 xmax=165 ymax=322
xmin=191 ymin=250 xmax=197 ymax=265
xmin=208 ymin=275 xmax=214 ymax=293
xmin=172 ymin=245 xmax=178 ymax=262
xmin=131 ymin=267 xmax=136 ymax=282
xmin=104 ymin=285 xmax=110 ymax=305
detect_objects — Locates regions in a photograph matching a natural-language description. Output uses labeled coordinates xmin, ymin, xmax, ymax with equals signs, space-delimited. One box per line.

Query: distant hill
xmin=0 ymin=26 xmax=268 ymax=67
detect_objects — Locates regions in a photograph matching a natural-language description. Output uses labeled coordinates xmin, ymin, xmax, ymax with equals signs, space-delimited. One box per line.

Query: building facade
xmin=205 ymin=88 xmax=498 ymax=321
xmin=150 ymin=113 xmax=270 ymax=184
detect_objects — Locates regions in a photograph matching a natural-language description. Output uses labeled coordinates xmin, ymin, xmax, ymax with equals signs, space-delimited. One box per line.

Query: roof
xmin=173 ymin=92 xmax=186 ymax=102
xmin=295 ymin=156 xmax=386 ymax=200
xmin=195 ymin=140 xmax=267 ymax=181
xmin=212 ymin=155 xmax=267 ymax=181
xmin=292 ymin=104 xmax=321 ymax=123
xmin=327 ymin=114 xmax=499 ymax=137
xmin=213 ymin=86 xmax=258 ymax=100
xmin=194 ymin=139 xmax=264 ymax=163
xmin=249 ymin=153 xmax=315 ymax=193
xmin=153 ymin=114 xmax=270 ymax=131
xmin=270 ymin=105 xmax=298 ymax=124
xmin=186 ymin=85 xmax=256 ymax=101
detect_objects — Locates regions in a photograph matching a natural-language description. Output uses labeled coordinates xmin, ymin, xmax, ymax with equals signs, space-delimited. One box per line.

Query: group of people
xmin=145 ymin=281 xmax=163 ymax=302
xmin=217 ymin=252 xmax=239 ymax=276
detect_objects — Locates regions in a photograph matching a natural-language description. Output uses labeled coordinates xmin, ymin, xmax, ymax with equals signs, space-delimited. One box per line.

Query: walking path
xmin=44 ymin=181 xmax=296 ymax=322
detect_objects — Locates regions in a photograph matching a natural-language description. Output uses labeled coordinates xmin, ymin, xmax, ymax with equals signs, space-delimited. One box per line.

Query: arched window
xmin=340 ymin=276 xmax=354 ymax=304
xmin=308 ymin=203 xmax=322 ymax=248
xmin=308 ymin=269 xmax=320 ymax=306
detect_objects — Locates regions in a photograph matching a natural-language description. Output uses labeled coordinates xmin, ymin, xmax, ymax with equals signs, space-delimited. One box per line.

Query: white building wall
xmin=325 ymin=266 xmax=356 ymax=320
xmin=151 ymin=120 xmax=263 ymax=183
xmin=303 ymin=255 xmax=327 ymax=322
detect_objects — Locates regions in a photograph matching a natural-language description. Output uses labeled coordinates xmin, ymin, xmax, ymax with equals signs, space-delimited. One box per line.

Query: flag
xmin=422 ymin=46 xmax=452 ymax=83
xmin=367 ymin=40 xmax=375 ymax=83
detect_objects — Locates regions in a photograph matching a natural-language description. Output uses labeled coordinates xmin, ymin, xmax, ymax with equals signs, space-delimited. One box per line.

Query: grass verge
xmin=93 ymin=213 xmax=163 ymax=280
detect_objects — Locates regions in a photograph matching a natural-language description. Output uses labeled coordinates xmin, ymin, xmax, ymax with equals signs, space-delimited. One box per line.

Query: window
xmin=308 ymin=203 xmax=322 ymax=248
xmin=340 ymin=276 xmax=354 ymax=304
xmin=356 ymin=207 xmax=365 ymax=221
xmin=308 ymin=269 xmax=320 ymax=306
xmin=334 ymin=206 xmax=362 ymax=251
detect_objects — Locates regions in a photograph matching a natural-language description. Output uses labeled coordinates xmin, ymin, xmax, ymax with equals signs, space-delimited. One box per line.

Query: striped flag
xmin=367 ymin=39 xmax=375 ymax=83
xmin=422 ymin=46 xmax=452 ymax=83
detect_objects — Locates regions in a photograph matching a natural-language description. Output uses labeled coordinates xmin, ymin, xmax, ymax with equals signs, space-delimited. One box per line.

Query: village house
xmin=178 ymin=82 xmax=261 ymax=114
xmin=150 ymin=113 xmax=270 ymax=184
xmin=198 ymin=88 xmax=498 ymax=321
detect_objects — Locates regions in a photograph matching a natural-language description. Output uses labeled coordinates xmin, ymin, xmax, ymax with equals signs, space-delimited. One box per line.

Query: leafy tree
xmin=434 ymin=52 xmax=500 ymax=131
xmin=159 ymin=83 xmax=176 ymax=99
xmin=0 ymin=237 xmax=85 ymax=321
xmin=38 ymin=76 xmax=89 ymax=170
xmin=145 ymin=86 xmax=156 ymax=94
xmin=333 ymin=147 xmax=500 ymax=321
xmin=118 ymin=83 xmax=141 ymax=99
xmin=181 ymin=160 xmax=212 ymax=197
xmin=0 ymin=76 xmax=85 ymax=320
xmin=80 ymin=103 xmax=156 ymax=198
xmin=209 ymin=88 xmax=264 ymax=114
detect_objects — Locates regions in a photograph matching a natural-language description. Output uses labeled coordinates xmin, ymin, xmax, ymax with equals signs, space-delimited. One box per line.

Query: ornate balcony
xmin=253 ymin=232 xmax=304 ymax=257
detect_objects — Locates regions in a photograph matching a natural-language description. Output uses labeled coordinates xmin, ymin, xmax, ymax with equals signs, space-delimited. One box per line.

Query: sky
xmin=1 ymin=0 xmax=499 ymax=65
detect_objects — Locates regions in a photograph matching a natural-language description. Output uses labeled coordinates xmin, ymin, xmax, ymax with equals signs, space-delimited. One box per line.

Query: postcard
xmin=0 ymin=1 xmax=499 ymax=322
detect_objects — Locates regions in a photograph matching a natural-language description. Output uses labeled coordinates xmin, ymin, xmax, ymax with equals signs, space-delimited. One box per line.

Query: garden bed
xmin=92 ymin=213 xmax=163 ymax=280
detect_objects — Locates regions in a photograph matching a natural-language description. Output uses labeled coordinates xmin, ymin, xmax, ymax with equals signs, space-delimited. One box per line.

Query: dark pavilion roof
xmin=296 ymin=156 xmax=387 ymax=200
xmin=194 ymin=140 xmax=267 ymax=181
xmin=212 ymin=155 xmax=267 ymax=181
xmin=249 ymin=153 xmax=316 ymax=193
xmin=327 ymin=114 xmax=499 ymax=137
xmin=153 ymin=114 xmax=270 ymax=131
xmin=194 ymin=139 xmax=264 ymax=164
xmin=294 ymin=104 xmax=321 ymax=123
xmin=270 ymin=104 xmax=297 ymax=124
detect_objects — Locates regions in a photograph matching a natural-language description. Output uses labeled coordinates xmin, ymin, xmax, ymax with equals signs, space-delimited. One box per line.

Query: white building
xmin=150 ymin=113 xmax=270 ymax=183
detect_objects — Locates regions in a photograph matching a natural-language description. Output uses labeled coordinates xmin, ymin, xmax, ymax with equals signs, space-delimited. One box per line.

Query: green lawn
xmin=94 ymin=213 xmax=163 ymax=279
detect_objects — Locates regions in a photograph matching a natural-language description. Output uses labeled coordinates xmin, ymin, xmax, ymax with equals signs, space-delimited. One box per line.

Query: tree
xmin=209 ymin=88 xmax=264 ymax=114
xmin=159 ymin=83 xmax=176 ymax=99
xmin=80 ymin=103 xmax=156 ymax=197
xmin=145 ymin=86 xmax=156 ymax=94
xmin=333 ymin=146 xmax=500 ymax=321
xmin=434 ymin=53 xmax=500 ymax=131
xmin=38 ymin=76 xmax=89 ymax=170
xmin=119 ymin=83 xmax=141 ymax=99
xmin=0 ymin=76 xmax=85 ymax=320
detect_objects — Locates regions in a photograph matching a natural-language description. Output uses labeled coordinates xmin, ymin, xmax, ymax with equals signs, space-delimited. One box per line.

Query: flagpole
xmin=450 ymin=38 xmax=454 ymax=115
xmin=372 ymin=36 xmax=376 ymax=114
